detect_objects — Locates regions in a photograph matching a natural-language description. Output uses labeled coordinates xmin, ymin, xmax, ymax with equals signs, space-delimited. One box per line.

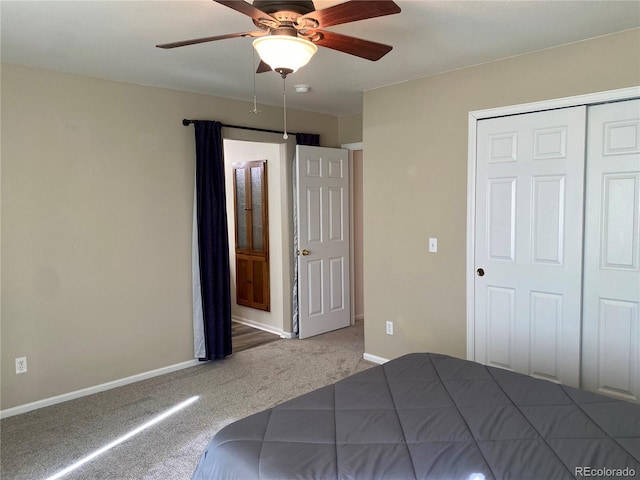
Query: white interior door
xmin=296 ymin=145 xmax=351 ymax=339
xmin=474 ymin=106 xmax=586 ymax=387
xmin=582 ymin=99 xmax=640 ymax=401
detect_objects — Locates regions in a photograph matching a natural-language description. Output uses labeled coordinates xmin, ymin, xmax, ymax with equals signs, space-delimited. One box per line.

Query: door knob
xmin=301 ymin=249 xmax=310 ymax=256
xmin=477 ymin=268 xmax=485 ymax=277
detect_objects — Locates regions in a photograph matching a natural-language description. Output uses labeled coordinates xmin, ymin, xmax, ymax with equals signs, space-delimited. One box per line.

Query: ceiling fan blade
xmin=156 ymin=30 xmax=265 ymax=49
xmin=256 ymin=60 xmax=272 ymax=73
xmin=214 ymin=0 xmax=279 ymax=25
xmin=313 ymin=30 xmax=392 ymax=61
xmin=301 ymin=0 xmax=400 ymax=29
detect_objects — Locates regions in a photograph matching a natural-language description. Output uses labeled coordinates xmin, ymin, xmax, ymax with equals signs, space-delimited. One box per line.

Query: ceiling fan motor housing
xmin=252 ymin=0 xmax=315 ymax=26
xmin=252 ymin=1 xmax=315 ymax=15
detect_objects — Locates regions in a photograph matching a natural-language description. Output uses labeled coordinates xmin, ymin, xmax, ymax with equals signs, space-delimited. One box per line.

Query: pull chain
xmin=282 ymin=75 xmax=288 ymax=139
xmin=250 ymin=49 xmax=261 ymax=114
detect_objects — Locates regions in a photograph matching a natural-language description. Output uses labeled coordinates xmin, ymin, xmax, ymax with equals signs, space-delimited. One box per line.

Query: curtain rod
xmin=182 ymin=119 xmax=295 ymax=136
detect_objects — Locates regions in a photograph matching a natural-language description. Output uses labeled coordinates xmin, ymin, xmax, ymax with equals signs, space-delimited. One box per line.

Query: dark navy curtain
xmin=193 ymin=121 xmax=232 ymax=360
xmin=295 ymin=133 xmax=320 ymax=146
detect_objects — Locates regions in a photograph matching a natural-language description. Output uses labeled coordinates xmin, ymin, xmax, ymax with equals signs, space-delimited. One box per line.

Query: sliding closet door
xmin=582 ymin=99 xmax=640 ymax=402
xmin=474 ymin=106 xmax=586 ymax=387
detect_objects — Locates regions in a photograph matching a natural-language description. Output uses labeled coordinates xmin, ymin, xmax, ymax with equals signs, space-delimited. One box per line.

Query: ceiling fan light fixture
xmin=253 ymin=35 xmax=317 ymax=77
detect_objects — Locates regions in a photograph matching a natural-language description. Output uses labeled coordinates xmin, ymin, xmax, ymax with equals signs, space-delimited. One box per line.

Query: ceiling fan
xmin=157 ymin=0 xmax=401 ymax=77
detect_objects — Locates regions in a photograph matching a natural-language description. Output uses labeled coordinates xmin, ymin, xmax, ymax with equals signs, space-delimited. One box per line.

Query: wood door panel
xmin=236 ymin=255 xmax=270 ymax=311
xmin=236 ymin=256 xmax=251 ymax=306
xmin=251 ymin=258 xmax=269 ymax=310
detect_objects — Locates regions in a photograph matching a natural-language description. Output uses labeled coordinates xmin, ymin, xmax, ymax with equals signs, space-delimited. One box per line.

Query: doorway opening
xmin=222 ymin=136 xmax=365 ymax=342
xmin=223 ymin=138 xmax=292 ymax=338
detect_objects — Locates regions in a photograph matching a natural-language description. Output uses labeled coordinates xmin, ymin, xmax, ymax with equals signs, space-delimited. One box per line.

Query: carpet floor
xmin=1 ymin=320 xmax=371 ymax=480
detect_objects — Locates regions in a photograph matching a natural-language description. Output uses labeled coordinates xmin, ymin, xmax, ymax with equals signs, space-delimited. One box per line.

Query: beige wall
xmin=338 ymin=113 xmax=363 ymax=145
xmin=362 ymin=29 xmax=640 ymax=361
xmin=1 ymin=64 xmax=339 ymax=410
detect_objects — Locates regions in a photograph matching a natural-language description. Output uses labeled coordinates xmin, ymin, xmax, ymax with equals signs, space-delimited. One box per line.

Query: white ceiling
xmin=2 ymin=1 xmax=639 ymax=116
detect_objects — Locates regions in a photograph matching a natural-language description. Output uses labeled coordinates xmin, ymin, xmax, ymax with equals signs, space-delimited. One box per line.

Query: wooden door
xmin=474 ymin=106 xmax=586 ymax=386
xmin=233 ymin=161 xmax=269 ymax=311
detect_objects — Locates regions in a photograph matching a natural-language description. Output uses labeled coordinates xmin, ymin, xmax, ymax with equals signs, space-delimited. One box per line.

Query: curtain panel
xmin=295 ymin=133 xmax=320 ymax=147
xmin=192 ymin=121 xmax=232 ymax=360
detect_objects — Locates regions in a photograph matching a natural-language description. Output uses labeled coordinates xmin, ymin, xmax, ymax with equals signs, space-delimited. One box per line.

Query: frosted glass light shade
xmin=253 ymin=36 xmax=317 ymax=74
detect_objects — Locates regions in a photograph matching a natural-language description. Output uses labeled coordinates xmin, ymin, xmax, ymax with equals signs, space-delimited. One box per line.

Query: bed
xmin=192 ymin=353 xmax=640 ymax=479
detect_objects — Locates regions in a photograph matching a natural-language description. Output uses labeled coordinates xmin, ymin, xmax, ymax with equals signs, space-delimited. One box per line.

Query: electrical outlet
xmin=386 ymin=321 xmax=394 ymax=335
xmin=15 ymin=357 xmax=28 ymax=374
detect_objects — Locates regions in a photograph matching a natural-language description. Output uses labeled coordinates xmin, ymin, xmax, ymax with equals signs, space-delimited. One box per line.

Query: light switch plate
xmin=429 ymin=238 xmax=438 ymax=253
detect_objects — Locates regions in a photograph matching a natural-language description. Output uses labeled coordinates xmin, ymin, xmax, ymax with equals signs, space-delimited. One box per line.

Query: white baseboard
xmin=0 ymin=359 xmax=201 ymax=419
xmin=355 ymin=314 xmax=364 ymax=322
xmin=233 ymin=316 xmax=293 ymax=339
xmin=363 ymin=352 xmax=390 ymax=364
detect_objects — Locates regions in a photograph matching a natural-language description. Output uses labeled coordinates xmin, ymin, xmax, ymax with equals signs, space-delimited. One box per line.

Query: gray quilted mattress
xmin=192 ymin=353 xmax=640 ymax=479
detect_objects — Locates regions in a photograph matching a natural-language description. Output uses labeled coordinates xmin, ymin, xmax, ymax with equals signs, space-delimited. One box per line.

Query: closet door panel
xmin=583 ymin=99 xmax=640 ymax=402
xmin=474 ymin=106 xmax=586 ymax=387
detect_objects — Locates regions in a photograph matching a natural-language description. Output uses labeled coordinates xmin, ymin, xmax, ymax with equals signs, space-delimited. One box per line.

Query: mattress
xmin=192 ymin=353 xmax=640 ymax=479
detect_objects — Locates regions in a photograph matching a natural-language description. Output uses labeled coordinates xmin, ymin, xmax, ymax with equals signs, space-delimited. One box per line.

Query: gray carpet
xmin=1 ymin=321 xmax=372 ymax=480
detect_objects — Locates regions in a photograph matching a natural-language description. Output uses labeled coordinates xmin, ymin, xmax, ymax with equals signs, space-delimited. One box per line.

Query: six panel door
xmin=582 ymin=99 xmax=640 ymax=401
xmin=474 ymin=106 xmax=587 ymax=387
xmin=296 ymin=145 xmax=351 ymax=339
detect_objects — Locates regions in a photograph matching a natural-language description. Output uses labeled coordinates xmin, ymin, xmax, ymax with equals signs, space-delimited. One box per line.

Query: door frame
xmin=222 ymin=131 xmax=297 ymax=339
xmin=466 ymin=86 xmax=640 ymax=361
xmin=342 ymin=142 xmax=363 ymax=327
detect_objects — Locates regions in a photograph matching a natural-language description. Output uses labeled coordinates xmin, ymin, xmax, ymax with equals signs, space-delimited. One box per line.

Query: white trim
xmin=355 ymin=314 xmax=365 ymax=322
xmin=466 ymin=112 xmax=478 ymax=361
xmin=0 ymin=359 xmax=201 ymax=419
xmin=348 ymin=149 xmax=356 ymax=326
xmin=341 ymin=142 xmax=363 ymax=151
xmin=341 ymin=142 xmax=363 ymax=327
xmin=470 ymin=86 xmax=640 ymax=120
xmin=363 ymin=352 xmax=390 ymax=364
xmin=233 ymin=316 xmax=292 ymax=338
xmin=340 ymin=142 xmax=362 ymax=325
xmin=466 ymin=86 xmax=640 ymax=362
